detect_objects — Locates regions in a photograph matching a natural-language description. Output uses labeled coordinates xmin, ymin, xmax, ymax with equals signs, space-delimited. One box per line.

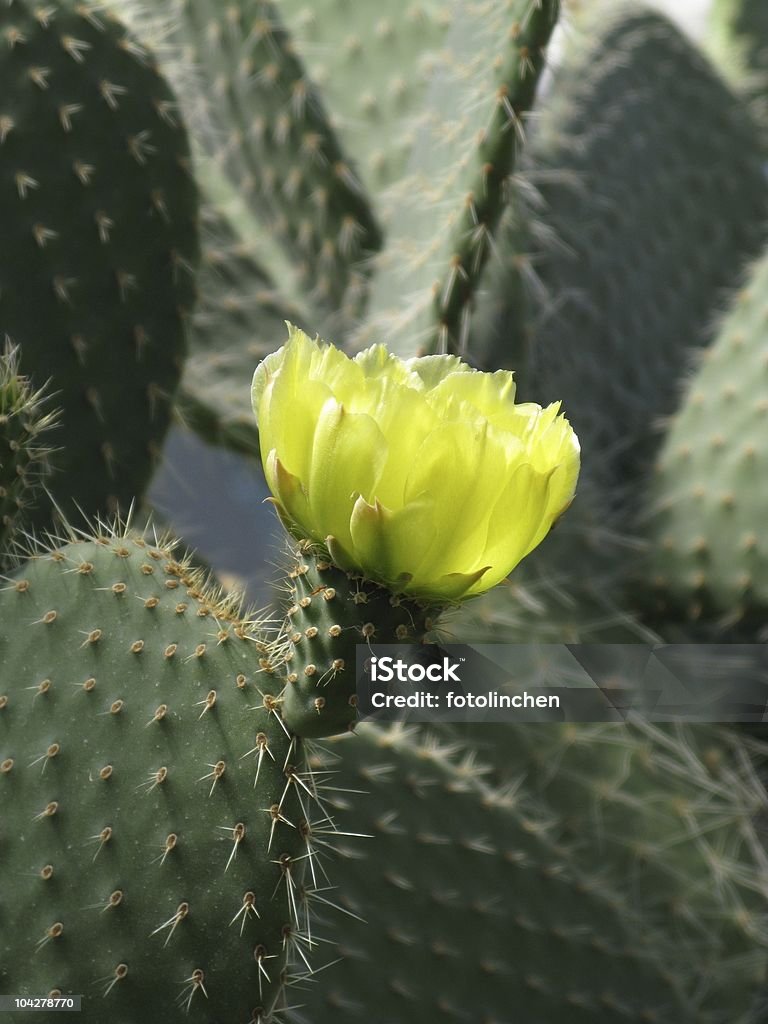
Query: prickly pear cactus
xmin=177 ymin=203 xmax=307 ymax=459
xmin=301 ymin=723 xmax=768 ymax=1023
xmin=0 ymin=0 xmax=199 ymax=527
xmin=356 ymin=0 xmax=560 ymax=358
xmin=640 ymin=247 xmax=768 ymax=630
xmin=486 ymin=4 xmax=768 ymax=517
xmin=166 ymin=0 xmax=382 ymax=326
xmin=279 ymin=0 xmax=453 ymax=198
xmin=3 ymin=1 xmax=768 ymax=1022
xmin=0 ymin=525 xmax=325 ymax=1021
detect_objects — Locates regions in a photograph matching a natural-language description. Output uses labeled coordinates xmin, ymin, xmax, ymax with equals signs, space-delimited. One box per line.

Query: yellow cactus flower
xmin=252 ymin=325 xmax=580 ymax=604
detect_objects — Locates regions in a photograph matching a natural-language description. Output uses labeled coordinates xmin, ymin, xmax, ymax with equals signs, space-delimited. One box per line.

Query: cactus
xmin=0 ymin=0 xmax=199 ymax=529
xmin=0 ymin=344 xmax=58 ymax=559
xmin=164 ymin=0 xmax=382 ymax=329
xmin=638 ymin=248 xmax=768 ymax=631
xmin=279 ymin=0 xmax=453 ymax=198
xmin=2 ymin=0 xmax=768 ymax=1021
xmin=300 ymin=722 xmax=768 ymax=1023
xmin=354 ymin=0 xmax=560 ymax=358
xmin=176 ymin=203 xmax=307 ymax=458
xmin=0 ymin=521 xmax=327 ymax=1020
xmin=480 ymin=4 xmax=768 ymax=519
xmin=277 ymin=543 xmax=440 ymax=738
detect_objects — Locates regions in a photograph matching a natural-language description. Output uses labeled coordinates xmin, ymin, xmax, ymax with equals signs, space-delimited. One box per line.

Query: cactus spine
xmin=0 ymin=344 xmax=57 ymax=558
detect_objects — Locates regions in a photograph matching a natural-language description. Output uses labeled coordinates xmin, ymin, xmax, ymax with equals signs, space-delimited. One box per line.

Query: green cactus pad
xmin=640 ymin=248 xmax=768 ymax=626
xmin=0 ymin=344 xmax=58 ymax=560
xmin=167 ymin=0 xmax=381 ymax=328
xmin=0 ymin=525 xmax=329 ymax=1021
xmin=494 ymin=4 xmax=768 ymax=519
xmin=278 ymin=548 xmax=439 ymax=739
xmin=279 ymin=0 xmax=453 ymax=201
xmin=0 ymin=0 xmax=199 ymax=527
xmin=301 ymin=722 xmax=768 ymax=1023
xmin=355 ymin=0 xmax=559 ymax=359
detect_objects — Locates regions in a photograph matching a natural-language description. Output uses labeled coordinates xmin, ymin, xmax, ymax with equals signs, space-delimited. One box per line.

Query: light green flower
xmin=252 ymin=325 xmax=580 ymax=603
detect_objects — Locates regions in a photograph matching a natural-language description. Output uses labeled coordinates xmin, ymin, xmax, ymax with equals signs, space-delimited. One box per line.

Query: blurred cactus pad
xmin=3 ymin=0 xmax=768 ymax=1021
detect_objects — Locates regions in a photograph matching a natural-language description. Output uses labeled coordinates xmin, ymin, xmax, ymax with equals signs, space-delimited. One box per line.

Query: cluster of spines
xmin=0 ymin=343 xmax=58 ymax=558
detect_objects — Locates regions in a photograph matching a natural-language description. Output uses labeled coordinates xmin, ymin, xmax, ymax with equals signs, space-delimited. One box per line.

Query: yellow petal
xmin=402 ymin=420 xmax=507 ymax=579
xmin=417 ymin=566 xmax=492 ymax=602
xmin=264 ymin=450 xmax=312 ymax=537
xmin=306 ymin=399 xmax=388 ymax=551
xmin=365 ymin=382 xmax=440 ymax=508
xmin=256 ymin=333 xmax=333 ymax=483
xmin=349 ymin=493 xmax=440 ymax=585
xmin=427 ymin=366 xmax=516 ymax=425
xmin=465 ymin=462 xmax=556 ymax=595
xmin=405 ymin=353 xmax=469 ymax=389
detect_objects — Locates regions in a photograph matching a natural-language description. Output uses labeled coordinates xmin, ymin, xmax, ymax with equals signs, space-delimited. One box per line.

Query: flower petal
xmin=417 ymin=566 xmax=492 ymax=602
xmin=255 ymin=331 xmax=333 ymax=483
xmin=349 ymin=492 xmax=440 ymax=586
xmin=427 ymin=366 xmax=517 ymax=425
xmin=307 ymin=399 xmax=388 ymax=551
xmin=402 ymin=420 xmax=508 ymax=579
xmin=465 ymin=462 xmax=557 ymax=595
xmin=264 ymin=450 xmax=312 ymax=537
xmin=405 ymin=354 xmax=470 ymax=389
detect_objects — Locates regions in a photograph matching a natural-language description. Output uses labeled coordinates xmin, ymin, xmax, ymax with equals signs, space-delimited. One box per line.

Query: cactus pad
xmin=168 ymin=0 xmax=381 ymax=328
xmin=301 ymin=722 xmax=768 ymax=1023
xmin=507 ymin=5 xmax=768 ymax=518
xmin=356 ymin=0 xmax=560 ymax=358
xmin=0 ymin=0 xmax=199 ymax=526
xmin=0 ymin=524 xmax=330 ymax=1021
xmin=641 ymin=248 xmax=768 ymax=627
xmin=277 ymin=547 xmax=439 ymax=739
